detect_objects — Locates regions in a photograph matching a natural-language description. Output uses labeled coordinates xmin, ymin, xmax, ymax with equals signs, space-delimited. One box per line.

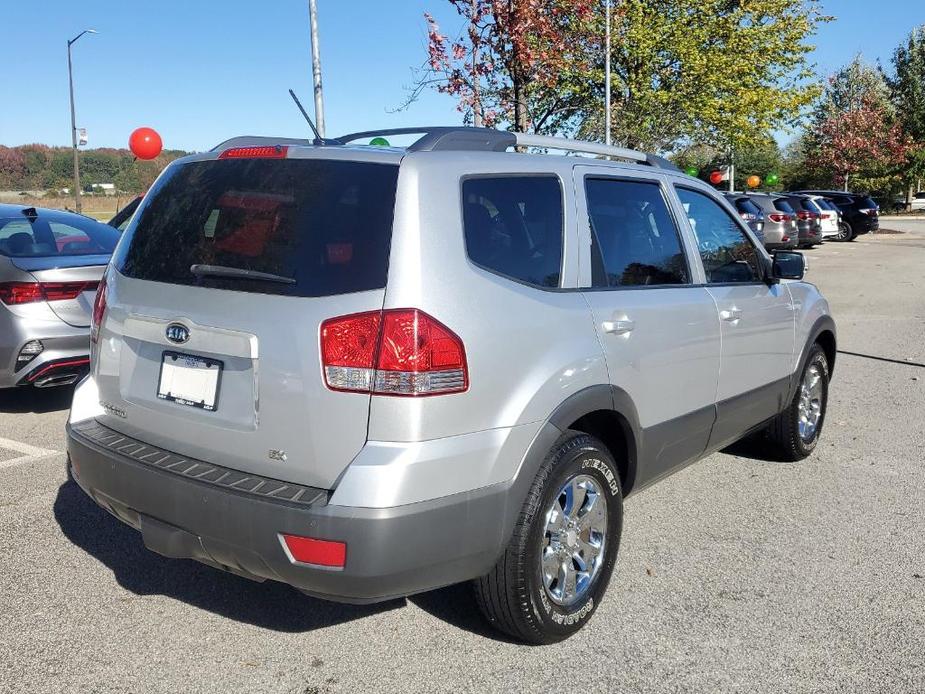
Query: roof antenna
xmin=289 ymin=89 xmax=327 ymax=145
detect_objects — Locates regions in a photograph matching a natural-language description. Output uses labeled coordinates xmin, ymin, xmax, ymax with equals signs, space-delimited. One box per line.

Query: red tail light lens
xmin=281 ymin=534 xmax=346 ymax=568
xmin=218 ymin=145 xmax=289 ymax=159
xmin=90 ymin=276 xmax=108 ymax=344
xmin=320 ymin=309 xmax=468 ymax=396
xmin=768 ymin=213 xmax=787 ymax=223
xmin=0 ymin=282 xmax=43 ymax=305
xmin=0 ymin=281 xmax=98 ymax=305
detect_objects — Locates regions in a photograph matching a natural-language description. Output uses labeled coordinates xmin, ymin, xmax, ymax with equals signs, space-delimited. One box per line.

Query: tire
xmin=836 ymin=221 xmax=854 ymax=242
xmin=767 ymin=344 xmax=830 ymax=461
xmin=474 ymin=431 xmax=623 ymax=644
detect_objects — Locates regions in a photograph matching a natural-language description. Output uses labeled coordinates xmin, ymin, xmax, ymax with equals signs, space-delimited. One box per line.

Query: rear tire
xmin=836 ymin=221 xmax=854 ymax=241
xmin=767 ymin=344 xmax=829 ymax=461
xmin=474 ymin=431 xmax=623 ymax=644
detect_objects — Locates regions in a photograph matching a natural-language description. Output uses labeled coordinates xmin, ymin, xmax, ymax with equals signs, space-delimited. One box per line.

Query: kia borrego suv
xmin=66 ymin=128 xmax=836 ymax=644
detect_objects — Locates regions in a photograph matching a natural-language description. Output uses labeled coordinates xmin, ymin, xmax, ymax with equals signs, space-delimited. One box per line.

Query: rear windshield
xmin=114 ymin=158 xmax=399 ymax=297
xmin=857 ymin=196 xmax=878 ymax=210
xmin=772 ymin=198 xmax=796 ymax=214
xmin=0 ymin=213 xmax=119 ymax=258
xmin=734 ymin=199 xmax=762 ymax=216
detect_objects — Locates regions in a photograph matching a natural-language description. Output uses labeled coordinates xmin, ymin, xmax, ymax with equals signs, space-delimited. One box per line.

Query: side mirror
xmin=771 ymin=251 xmax=805 ymax=281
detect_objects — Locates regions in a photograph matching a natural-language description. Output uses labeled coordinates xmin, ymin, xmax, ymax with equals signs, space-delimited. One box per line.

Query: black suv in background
xmin=793 ymin=190 xmax=879 ymax=241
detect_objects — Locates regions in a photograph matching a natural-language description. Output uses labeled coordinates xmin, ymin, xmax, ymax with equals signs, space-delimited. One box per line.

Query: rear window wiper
xmin=190 ymin=264 xmax=296 ymax=284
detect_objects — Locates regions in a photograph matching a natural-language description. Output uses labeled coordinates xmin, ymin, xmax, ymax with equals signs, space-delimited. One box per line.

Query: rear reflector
xmin=281 ymin=534 xmax=346 ymax=568
xmin=0 ymin=281 xmax=99 ymax=306
xmin=321 ymin=309 xmax=468 ymax=396
xmin=218 ymin=145 xmax=289 ymax=159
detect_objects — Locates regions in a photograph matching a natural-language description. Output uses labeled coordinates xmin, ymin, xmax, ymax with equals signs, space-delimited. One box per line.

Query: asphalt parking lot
xmin=2 ymin=218 xmax=923 ymax=694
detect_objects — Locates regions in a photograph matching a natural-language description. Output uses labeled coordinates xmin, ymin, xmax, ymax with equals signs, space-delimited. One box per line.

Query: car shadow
xmin=0 ymin=386 xmax=74 ymax=414
xmin=722 ymin=433 xmax=790 ymax=463
xmin=53 ymin=479 xmax=403 ymax=632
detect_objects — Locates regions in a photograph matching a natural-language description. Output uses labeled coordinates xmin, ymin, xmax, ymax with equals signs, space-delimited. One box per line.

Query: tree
xmin=888 ymin=25 xmax=925 ymax=201
xmin=805 ymin=57 xmax=909 ymax=192
xmin=420 ymin=1 xmax=596 ymax=133
xmin=580 ymin=0 xmax=829 ymax=152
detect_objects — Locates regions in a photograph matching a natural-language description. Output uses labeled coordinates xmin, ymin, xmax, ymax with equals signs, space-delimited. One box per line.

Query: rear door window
xmin=585 ymin=178 xmax=689 ymax=287
xmin=462 ymin=176 xmax=563 ymax=288
xmin=114 ymin=158 xmax=399 ymax=297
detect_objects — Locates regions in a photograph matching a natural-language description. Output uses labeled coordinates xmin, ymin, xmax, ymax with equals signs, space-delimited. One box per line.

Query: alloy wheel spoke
xmin=567 ymin=480 xmax=587 ymax=520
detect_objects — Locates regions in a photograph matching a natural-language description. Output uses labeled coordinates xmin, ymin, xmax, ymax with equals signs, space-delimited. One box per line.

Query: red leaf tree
xmin=424 ymin=1 xmax=594 ymax=133
xmin=815 ymin=98 xmax=910 ymax=189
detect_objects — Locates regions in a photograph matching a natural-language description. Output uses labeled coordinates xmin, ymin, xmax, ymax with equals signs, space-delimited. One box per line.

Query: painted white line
xmin=0 ymin=435 xmax=60 ymax=471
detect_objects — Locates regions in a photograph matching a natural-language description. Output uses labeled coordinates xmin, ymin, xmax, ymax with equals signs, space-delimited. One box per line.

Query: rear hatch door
xmin=95 ymin=151 xmax=400 ymax=489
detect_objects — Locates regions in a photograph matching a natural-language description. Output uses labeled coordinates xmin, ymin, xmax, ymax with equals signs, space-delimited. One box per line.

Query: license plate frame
xmin=157 ymin=351 xmax=223 ymax=412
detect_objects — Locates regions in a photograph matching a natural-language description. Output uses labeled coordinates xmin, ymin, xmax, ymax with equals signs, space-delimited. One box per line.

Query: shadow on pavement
xmin=53 ymin=479 xmax=403 ymax=632
xmin=0 ymin=385 xmax=74 ymax=414
xmin=722 ymin=433 xmax=791 ymax=463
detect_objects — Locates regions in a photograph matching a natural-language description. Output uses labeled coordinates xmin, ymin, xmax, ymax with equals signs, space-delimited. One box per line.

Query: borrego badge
xmin=165 ymin=323 xmax=190 ymax=344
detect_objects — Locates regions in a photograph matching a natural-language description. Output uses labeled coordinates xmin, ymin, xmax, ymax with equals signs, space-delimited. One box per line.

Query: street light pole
xmin=604 ymin=0 xmax=611 ymax=146
xmin=67 ymin=29 xmax=96 ymax=213
xmin=307 ymin=0 xmax=326 ymax=137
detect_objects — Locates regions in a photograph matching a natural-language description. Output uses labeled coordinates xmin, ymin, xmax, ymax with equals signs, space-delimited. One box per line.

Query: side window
xmin=584 ymin=178 xmax=689 ymax=288
xmin=462 ymin=176 xmax=563 ymax=288
xmin=675 ymin=187 xmax=763 ymax=284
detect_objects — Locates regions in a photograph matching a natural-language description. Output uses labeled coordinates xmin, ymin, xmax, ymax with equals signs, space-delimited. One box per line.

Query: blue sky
xmin=1 ymin=1 xmax=922 ymax=152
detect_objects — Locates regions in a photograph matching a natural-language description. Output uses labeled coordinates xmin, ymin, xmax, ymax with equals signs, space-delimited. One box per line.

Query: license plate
xmin=157 ymin=352 xmax=223 ymax=411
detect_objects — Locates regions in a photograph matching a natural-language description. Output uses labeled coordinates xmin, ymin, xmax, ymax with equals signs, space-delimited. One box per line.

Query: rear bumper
xmin=66 ymin=419 xmax=512 ymax=604
xmin=0 ymin=308 xmax=90 ymax=388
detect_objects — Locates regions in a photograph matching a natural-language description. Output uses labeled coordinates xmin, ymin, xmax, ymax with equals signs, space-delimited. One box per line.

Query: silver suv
xmin=66 ymin=128 xmax=836 ymax=644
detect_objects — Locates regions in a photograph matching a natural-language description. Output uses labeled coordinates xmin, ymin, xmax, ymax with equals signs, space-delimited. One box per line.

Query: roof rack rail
xmin=211 ymin=128 xmax=680 ymax=171
xmin=336 ymin=127 xmax=680 ymax=170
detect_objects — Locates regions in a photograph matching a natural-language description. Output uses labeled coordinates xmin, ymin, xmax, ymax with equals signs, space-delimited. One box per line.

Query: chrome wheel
xmin=541 ymin=474 xmax=607 ymax=606
xmin=798 ymin=363 xmax=824 ymax=442
xmin=836 ymin=222 xmax=851 ymax=241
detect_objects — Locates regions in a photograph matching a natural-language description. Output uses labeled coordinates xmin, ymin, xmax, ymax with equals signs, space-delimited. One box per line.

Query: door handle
xmin=719 ymin=308 xmax=743 ymax=322
xmin=602 ymin=319 xmax=635 ymax=335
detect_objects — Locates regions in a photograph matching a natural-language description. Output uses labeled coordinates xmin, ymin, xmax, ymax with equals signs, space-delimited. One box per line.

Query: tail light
xmin=90 ymin=276 xmax=108 ymax=344
xmin=321 ymin=308 xmax=468 ymax=396
xmin=739 ymin=213 xmax=757 ymax=221
xmin=861 ymin=208 xmax=879 ymax=216
xmin=768 ymin=213 xmax=787 ymax=223
xmin=0 ymin=281 xmax=99 ymax=306
xmin=796 ymin=210 xmax=816 ymax=221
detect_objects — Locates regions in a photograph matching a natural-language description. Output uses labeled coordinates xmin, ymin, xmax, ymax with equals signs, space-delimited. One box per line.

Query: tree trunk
xmin=513 ymin=75 xmax=529 ymax=133
xmin=470 ymin=0 xmax=482 ymax=128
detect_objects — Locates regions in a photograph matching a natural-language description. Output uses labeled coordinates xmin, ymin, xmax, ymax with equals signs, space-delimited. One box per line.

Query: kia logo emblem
xmin=165 ymin=323 xmax=190 ymax=344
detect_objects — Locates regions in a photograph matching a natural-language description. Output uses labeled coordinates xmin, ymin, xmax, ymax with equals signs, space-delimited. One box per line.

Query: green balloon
xmin=369 ymin=137 xmax=391 ymax=147
xmin=765 ymin=173 xmax=779 ymax=185
xmin=684 ymin=166 xmax=699 ymax=177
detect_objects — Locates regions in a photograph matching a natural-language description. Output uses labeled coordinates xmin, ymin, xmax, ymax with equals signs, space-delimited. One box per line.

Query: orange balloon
xmin=129 ymin=127 xmax=163 ymax=160
xmin=746 ymin=175 xmax=761 ymax=188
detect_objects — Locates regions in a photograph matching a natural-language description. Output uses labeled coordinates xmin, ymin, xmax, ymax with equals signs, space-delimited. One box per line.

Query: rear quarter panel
xmin=368 ymin=153 xmax=608 ymax=445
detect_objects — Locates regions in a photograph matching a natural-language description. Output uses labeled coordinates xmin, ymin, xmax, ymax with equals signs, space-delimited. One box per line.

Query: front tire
xmin=474 ymin=432 xmax=623 ymax=644
xmin=767 ymin=344 xmax=830 ymax=461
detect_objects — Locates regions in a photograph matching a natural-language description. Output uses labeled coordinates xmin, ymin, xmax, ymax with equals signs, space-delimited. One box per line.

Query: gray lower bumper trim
xmin=70 ymin=419 xmax=329 ymax=507
xmin=66 ymin=422 xmax=511 ymax=603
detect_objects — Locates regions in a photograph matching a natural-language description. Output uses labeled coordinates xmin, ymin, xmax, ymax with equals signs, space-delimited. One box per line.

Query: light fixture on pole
xmin=604 ymin=0 xmax=611 ymax=146
xmin=307 ymin=0 xmax=326 ymax=138
xmin=67 ymin=28 xmax=97 ymax=213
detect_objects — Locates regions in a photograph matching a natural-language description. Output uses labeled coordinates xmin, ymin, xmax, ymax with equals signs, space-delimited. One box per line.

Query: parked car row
xmin=721 ymin=189 xmax=880 ymax=250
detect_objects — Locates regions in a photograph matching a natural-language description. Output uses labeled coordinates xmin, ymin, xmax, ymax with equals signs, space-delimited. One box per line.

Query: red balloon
xmin=709 ymin=170 xmax=724 ymax=185
xmin=129 ymin=127 xmax=163 ymax=160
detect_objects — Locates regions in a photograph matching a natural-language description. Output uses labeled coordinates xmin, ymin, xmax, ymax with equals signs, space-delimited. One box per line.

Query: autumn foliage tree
xmin=814 ymin=100 xmax=909 ymax=190
xmin=422 ymin=1 xmax=595 ymax=133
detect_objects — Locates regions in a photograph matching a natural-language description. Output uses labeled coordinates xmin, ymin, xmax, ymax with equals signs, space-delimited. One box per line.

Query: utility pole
xmin=728 ymin=150 xmax=735 ymax=192
xmin=471 ymin=0 xmax=482 ymax=128
xmin=67 ymin=29 xmax=96 ymax=213
xmin=308 ymin=0 xmax=326 ymax=137
xmin=604 ymin=0 xmax=612 ymax=146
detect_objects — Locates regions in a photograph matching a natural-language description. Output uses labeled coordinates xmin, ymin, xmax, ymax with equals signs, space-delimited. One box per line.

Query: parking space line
xmin=0 ymin=436 xmax=60 ymax=471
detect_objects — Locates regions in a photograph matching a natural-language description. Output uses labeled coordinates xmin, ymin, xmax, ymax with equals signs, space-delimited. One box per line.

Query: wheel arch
xmin=789 ymin=314 xmax=837 ymax=402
